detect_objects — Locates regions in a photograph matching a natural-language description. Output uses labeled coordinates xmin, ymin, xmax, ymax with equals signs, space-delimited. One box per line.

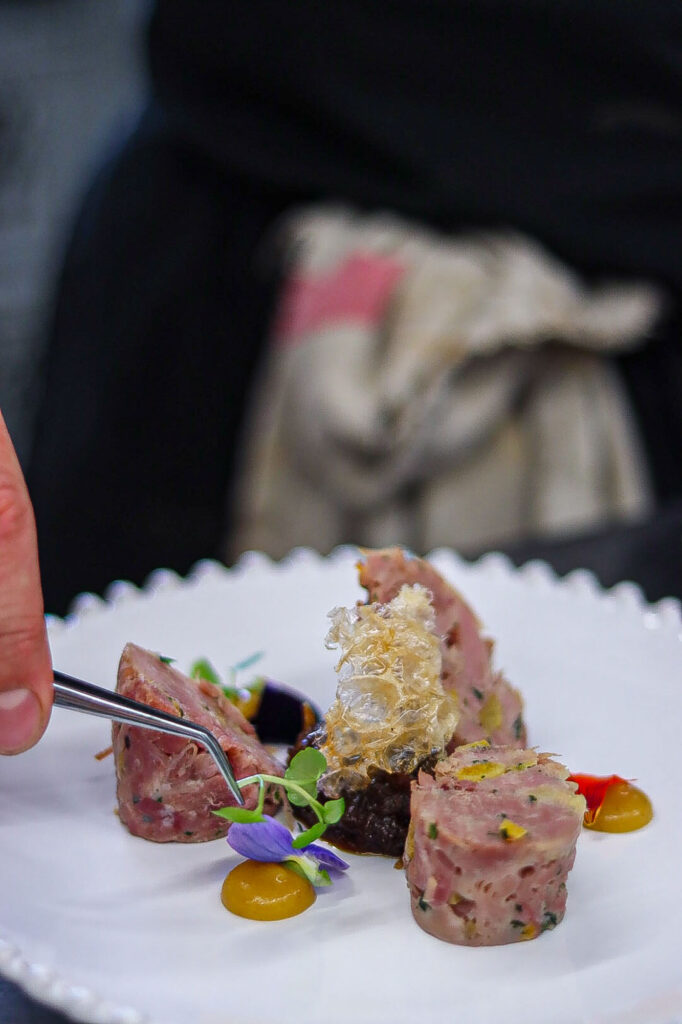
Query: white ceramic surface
xmin=1 ymin=547 xmax=681 ymax=1024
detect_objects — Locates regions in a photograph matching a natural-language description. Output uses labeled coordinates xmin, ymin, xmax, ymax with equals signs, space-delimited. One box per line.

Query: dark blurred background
xmin=0 ymin=0 xmax=148 ymax=463
xmin=1 ymin=0 xmax=681 ymax=619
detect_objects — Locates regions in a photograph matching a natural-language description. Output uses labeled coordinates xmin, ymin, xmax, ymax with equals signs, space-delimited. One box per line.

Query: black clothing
xmin=29 ymin=119 xmax=286 ymax=613
xmin=29 ymin=1 xmax=682 ymax=613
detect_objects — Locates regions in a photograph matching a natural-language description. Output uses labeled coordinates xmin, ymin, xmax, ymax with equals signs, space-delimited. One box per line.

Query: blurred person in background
xmin=26 ymin=1 xmax=682 ymax=615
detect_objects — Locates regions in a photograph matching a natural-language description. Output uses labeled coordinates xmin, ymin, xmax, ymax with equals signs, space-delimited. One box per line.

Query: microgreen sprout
xmin=214 ymin=748 xmax=347 ymax=884
xmin=190 ymin=657 xmax=222 ymax=687
xmin=229 ymin=650 xmax=265 ymax=680
xmin=191 ymin=653 xmax=266 ymax=710
xmin=214 ymin=747 xmax=344 ymax=848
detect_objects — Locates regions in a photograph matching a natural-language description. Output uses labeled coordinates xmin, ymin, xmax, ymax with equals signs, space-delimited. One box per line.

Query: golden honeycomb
xmin=320 ymin=584 xmax=459 ymax=795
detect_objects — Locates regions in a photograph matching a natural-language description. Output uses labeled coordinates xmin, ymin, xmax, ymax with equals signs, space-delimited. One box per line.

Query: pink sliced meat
xmin=404 ymin=745 xmax=585 ymax=945
xmin=113 ymin=643 xmax=283 ymax=842
xmin=359 ymin=548 xmax=526 ymax=747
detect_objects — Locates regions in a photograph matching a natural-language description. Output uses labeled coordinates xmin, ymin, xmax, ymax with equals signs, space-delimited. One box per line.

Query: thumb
xmin=0 ymin=410 xmax=53 ymax=754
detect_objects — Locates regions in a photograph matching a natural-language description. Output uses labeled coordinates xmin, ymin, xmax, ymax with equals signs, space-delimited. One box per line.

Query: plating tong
xmin=52 ymin=670 xmax=245 ymax=806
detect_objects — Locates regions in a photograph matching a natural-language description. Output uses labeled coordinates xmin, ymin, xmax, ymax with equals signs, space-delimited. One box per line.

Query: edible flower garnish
xmin=567 ymin=773 xmax=628 ymax=825
xmin=214 ymin=748 xmax=347 ymax=885
xmin=227 ymin=816 xmax=348 ymax=887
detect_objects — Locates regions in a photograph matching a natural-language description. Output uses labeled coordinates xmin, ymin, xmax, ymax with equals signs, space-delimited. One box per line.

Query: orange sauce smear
xmin=584 ymin=779 xmax=653 ymax=833
xmin=221 ymin=861 xmax=315 ymax=920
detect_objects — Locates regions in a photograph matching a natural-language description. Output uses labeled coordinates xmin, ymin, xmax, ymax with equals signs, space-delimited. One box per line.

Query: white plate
xmin=1 ymin=548 xmax=681 ymax=1024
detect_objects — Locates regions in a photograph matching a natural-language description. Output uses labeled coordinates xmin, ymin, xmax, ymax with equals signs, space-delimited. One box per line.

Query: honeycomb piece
xmin=320 ymin=585 xmax=459 ymax=796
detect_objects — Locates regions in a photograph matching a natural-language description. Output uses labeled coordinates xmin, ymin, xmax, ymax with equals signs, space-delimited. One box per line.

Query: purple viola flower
xmin=227 ymin=816 xmax=348 ymax=887
xmin=304 ymin=842 xmax=349 ymax=878
xmin=227 ymin=817 xmax=294 ymax=862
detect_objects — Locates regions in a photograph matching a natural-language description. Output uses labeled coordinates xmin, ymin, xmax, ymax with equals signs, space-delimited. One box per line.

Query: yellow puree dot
xmin=221 ymin=860 xmax=315 ymax=920
xmin=585 ymin=781 xmax=653 ymax=833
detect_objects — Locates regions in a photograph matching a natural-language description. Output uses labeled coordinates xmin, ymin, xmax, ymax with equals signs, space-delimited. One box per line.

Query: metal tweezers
xmin=53 ymin=670 xmax=244 ymax=805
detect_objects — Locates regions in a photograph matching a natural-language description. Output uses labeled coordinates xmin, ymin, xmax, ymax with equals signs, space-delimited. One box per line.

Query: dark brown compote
xmin=290 ymin=728 xmax=436 ymax=856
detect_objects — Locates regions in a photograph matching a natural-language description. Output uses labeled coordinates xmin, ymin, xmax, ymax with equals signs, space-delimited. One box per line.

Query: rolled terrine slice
xmin=404 ymin=743 xmax=585 ymax=945
xmin=359 ymin=547 xmax=526 ymax=747
xmin=113 ymin=643 xmax=283 ymax=842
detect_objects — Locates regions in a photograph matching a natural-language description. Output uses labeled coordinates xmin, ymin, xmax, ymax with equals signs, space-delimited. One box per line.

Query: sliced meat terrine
xmin=113 ymin=643 xmax=283 ymax=842
xmin=404 ymin=743 xmax=585 ymax=945
xmin=359 ymin=547 xmax=526 ymax=748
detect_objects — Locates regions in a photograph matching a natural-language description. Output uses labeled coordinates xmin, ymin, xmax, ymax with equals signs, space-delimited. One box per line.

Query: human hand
xmin=0 ymin=410 xmax=53 ymax=754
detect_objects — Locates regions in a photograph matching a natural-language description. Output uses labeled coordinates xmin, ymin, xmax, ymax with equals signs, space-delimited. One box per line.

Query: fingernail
xmin=0 ymin=688 xmax=42 ymax=754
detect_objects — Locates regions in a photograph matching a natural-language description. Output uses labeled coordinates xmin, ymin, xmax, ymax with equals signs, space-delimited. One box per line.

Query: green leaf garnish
xmin=190 ymin=658 xmax=222 ymax=686
xmin=284 ymin=857 xmax=332 ymax=888
xmin=285 ymin=746 xmax=326 ymax=782
xmin=221 ymin=676 xmax=266 ymax=701
xmin=286 ymin=780 xmax=317 ymax=807
xmin=284 ymin=747 xmax=326 ymax=806
xmin=213 ymin=806 xmax=265 ymax=824
xmin=231 ymin=650 xmax=265 ymax=674
xmin=158 ymin=655 xmax=175 ymax=665
xmin=322 ymin=798 xmax=345 ymax=824
xmin=292 ymin=821 xmax=326 ymax=848
xmin=190 ymin=654 xmax=266 ymax=711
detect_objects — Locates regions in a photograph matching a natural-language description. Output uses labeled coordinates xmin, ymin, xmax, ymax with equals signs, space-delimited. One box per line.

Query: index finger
xmin=0 ymin=410 xmax=53 ymax=754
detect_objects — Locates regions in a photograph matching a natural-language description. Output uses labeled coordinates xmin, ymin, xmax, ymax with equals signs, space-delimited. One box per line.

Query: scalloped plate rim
xmin=3 ymin=545 xmax=681 ymax=1024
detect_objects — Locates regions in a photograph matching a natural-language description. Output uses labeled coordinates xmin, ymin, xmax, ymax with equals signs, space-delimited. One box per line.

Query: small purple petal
xmin=306 ymin=843 xmax=350 ymax=875
xmin=227 ymin=817 xmax=295 ymax=862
